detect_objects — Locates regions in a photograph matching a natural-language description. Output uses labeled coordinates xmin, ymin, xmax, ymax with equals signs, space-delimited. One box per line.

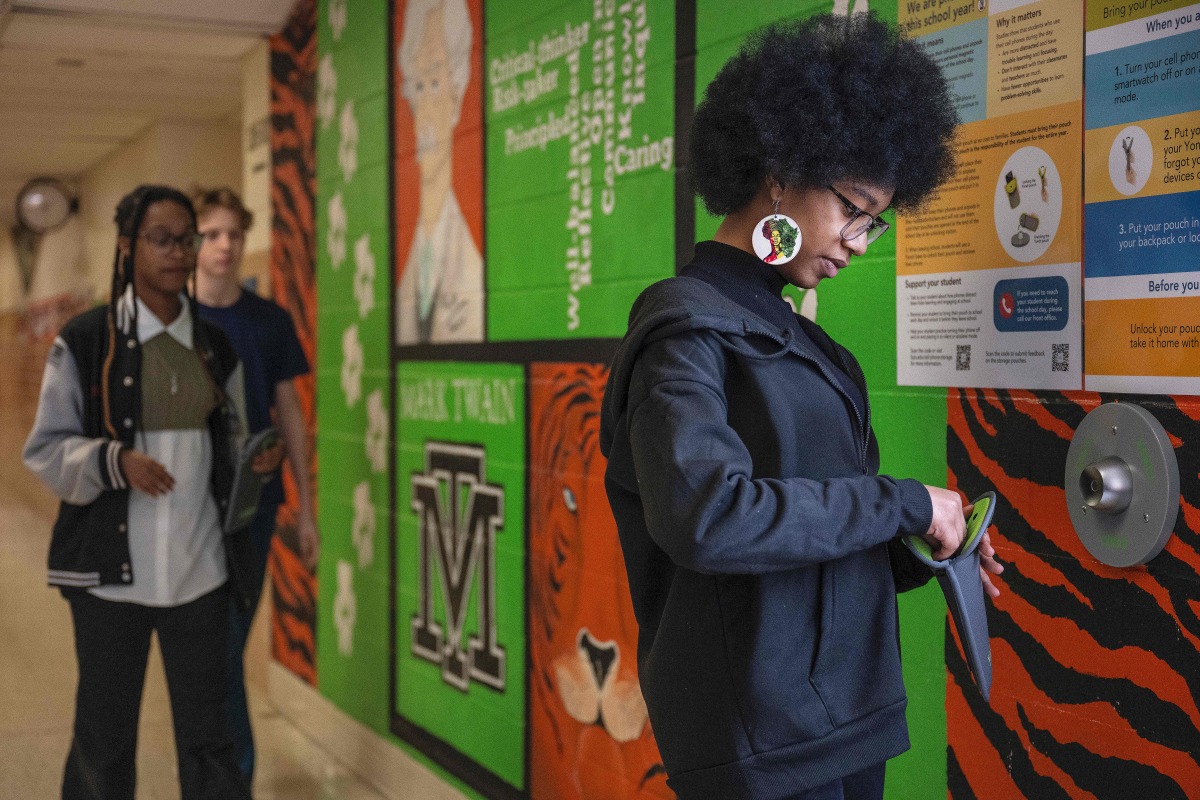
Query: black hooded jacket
xmin=599 ymin=242 xmax=934 ymax=798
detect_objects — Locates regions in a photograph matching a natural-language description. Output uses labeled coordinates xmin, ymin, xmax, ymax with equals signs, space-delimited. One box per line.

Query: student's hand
xmin=922 ymin=485 xmax=966 ymax=560
xmin=252 ymin=441 xmax=285 ymax=474
xmin=979 ymin=531 xmax=1004 ymax=598
xmin=119 ymin=448 xmax=175 ymax=497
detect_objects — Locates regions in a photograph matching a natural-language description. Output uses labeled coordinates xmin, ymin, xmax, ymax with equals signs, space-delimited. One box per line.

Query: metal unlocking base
xmin=1064 ymin=402 xmax=1179 ymax=567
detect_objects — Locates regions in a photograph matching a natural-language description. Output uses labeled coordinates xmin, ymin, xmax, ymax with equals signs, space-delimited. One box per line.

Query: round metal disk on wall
xmin=1064 ymin=403 xmax=1180 ymax=568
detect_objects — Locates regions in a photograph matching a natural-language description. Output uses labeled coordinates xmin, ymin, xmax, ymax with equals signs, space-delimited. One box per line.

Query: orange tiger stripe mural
xmin=529 ymin=363 xmax=672 ymax=800
xmin=948 ymin=388 xmax=1200 ymax=798
xmin=269 ymin=0 xmax=318 ymax=685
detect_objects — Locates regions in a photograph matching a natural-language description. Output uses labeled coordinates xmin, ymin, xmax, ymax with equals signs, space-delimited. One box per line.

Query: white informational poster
xmin=896 ymin=0 xmax=1084 ymax=389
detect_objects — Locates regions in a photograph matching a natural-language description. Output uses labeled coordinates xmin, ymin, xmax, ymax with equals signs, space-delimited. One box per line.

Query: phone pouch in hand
xmin=904 ymin=491 xmax=997 ymax=701
xmin=224 ymin=427 xmax=279 ymax=535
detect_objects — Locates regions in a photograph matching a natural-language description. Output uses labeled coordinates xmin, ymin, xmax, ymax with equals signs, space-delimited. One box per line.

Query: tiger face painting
xmin=529 ymin=363 xmax=671 ymax=800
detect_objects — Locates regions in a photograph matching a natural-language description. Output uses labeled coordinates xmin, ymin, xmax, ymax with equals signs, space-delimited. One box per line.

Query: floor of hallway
xmin=0 ymin=320 xmax=389 ymax=799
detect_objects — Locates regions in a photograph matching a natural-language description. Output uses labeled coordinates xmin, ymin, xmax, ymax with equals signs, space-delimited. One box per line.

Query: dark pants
xmin=63 ymin=584 xmax=251 ymax=800
xmin=227 ymin=504 xmax=278 ymax=779
xmin=793 ymin=762 xmax=887 ymax=800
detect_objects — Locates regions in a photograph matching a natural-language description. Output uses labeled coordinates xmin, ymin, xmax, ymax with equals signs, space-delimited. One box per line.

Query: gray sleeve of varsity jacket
xmin=23 ymin=337 xmax=127 ymax=505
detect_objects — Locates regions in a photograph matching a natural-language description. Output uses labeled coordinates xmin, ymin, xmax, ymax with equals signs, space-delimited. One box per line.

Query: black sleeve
xmin=888 ymin=537 xmax=935 ymax=593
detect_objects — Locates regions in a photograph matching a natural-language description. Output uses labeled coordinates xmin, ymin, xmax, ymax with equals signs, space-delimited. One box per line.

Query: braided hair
xmin=101 ymin=185 xmax=198 ymax=438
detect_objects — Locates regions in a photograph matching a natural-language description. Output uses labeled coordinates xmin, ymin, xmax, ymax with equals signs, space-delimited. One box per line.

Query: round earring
xmin=752 ymin=201 xmax=802 ymax=265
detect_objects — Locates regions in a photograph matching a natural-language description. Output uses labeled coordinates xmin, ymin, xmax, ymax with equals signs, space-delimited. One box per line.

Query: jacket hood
xmin=600 ymin=275 xmax=800 ymax=457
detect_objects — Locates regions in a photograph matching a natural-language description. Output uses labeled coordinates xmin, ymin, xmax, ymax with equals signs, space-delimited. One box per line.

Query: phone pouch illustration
xmin=1012 ymin=213 xmax=1039 ymax=247
xmin=1005 ymin=171 xmax=1020 ymax=208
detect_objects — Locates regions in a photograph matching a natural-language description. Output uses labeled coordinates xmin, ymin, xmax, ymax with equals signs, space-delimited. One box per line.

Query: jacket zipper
xmin=747 ymin=327 xmax=871 ymax=473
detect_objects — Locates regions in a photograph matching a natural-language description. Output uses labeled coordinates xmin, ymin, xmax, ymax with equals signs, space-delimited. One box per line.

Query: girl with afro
xmin=601 ymin=13 xmax=1002 ymax=799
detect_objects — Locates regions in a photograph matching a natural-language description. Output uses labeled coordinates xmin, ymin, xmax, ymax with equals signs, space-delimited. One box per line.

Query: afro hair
xmin=690 ymin=12 xmax=959 ymax=216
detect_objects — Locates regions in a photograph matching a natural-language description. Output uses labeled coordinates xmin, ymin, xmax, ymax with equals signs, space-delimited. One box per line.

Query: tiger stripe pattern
xmin=528 ymin=362 xmax=671 ymax=799
xmin=269 ymin=0 xmax=318 ymax=685
xmin=947 ymin=388 xmax=1200 ymax=799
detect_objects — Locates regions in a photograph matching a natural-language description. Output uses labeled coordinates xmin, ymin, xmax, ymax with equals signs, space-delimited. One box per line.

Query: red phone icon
xmin=999 ymin=293 xmax=1015 ymax=319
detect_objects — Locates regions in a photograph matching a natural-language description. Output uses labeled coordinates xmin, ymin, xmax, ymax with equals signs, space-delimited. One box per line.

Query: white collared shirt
xmin=90 ymin=296 xmax=227 ymax=607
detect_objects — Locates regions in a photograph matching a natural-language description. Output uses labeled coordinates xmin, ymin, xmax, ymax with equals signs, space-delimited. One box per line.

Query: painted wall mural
xmin=528 ymin=363 xmax=669 ymax=799
xmin=393 ymin=361 xmax=527 ymax=793
xmin=485 ymin=0 xmax=676 ymax=340
xmin=305 ymin=1 xmax=1200 ymax=799
xmin=947 ymin=388 xmax=1200 ymax=798
xmin=394 ymin=0 xmax=486 ymax=345
xmin=270 ymin=0 xmax=319 ymax=684
xmin=315 ymin=0 xmax=393 ymax=734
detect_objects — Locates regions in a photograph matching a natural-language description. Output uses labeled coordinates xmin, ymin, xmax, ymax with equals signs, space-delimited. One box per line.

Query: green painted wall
xmin=394 ymin=361 xmax=527 ymax=788
xmin=313 ymin=1 xmax=948 ymax=798
xmin=486 ymin=0 xmax=677 ymax=340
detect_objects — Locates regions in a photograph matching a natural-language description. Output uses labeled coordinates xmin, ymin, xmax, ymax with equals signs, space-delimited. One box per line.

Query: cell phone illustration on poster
xmin=995 ymin=146 xmax=1063 ymax=262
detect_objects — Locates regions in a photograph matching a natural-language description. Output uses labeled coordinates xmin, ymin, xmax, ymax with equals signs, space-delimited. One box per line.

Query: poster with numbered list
xmin=895 ymin=0 xmax=1084 ymax=389
xmin=1083 ymin=0 xmax=1200 ymax=393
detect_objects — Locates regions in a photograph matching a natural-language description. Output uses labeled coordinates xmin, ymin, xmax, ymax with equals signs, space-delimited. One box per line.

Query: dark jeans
xmin=63 ymin=584 xmax=250 ymax=800
xmin=227 ymin=504 xmax=278 ymax=779
xmin=793 ymin=762 xmax=887 ymax=800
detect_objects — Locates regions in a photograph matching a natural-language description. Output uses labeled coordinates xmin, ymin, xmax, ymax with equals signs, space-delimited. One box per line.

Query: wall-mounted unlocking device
xmin=1011 ymin=213 xmax=1039 ymax=247
xmin=1064 ymin=403 xmax=1179 ymax=567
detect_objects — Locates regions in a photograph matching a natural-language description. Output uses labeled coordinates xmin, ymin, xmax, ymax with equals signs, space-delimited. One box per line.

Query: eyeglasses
xmin=139 ymin=229 xmax=202 ymax=254
xmin=827 ymin=185 xmax=890 ymax=245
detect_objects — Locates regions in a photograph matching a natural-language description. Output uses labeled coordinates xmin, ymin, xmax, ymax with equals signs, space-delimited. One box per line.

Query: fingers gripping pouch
xmin=903 ymin=492 xmax=996 ymax=700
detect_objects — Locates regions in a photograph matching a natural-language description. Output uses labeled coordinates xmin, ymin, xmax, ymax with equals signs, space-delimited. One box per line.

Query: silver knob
xmin=1080 ymin=456 xmax=1133 ymax=514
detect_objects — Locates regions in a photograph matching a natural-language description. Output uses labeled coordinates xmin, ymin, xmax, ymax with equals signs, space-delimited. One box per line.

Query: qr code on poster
xmin=956 ymin=344 xmax=971 ymax=371
xmin=1052 ymin=343 xmax=1069 ymax=372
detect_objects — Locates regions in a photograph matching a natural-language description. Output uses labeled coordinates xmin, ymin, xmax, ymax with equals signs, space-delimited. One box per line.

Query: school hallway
xmin=0 ymin=324 xmax=391 ymax=799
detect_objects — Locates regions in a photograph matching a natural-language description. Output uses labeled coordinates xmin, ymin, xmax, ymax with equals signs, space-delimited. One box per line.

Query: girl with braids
xmin=600 ymin=13 xmax=1002 ymax=799
xmin=24 ymin=185 xmax=254 ymax=799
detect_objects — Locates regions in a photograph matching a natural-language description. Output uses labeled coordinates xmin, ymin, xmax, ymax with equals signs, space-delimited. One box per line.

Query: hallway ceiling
xmin=0 ymin=0 xmax=296 ymax=225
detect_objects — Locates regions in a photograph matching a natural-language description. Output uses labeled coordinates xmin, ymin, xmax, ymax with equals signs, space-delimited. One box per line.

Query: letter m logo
xmin=410 ymin=442 xmax=506 ymax=691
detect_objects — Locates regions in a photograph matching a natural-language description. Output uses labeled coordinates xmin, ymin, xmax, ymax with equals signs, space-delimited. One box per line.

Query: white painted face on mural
xmin=411 ymin=6 xmax=457 ymax=181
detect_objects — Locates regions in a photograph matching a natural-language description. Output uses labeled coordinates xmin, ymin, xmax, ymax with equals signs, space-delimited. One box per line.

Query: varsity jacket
xmin=23 ymin=291 xmax=256 ymax=610
xmin=600 ymin=243 xmax=936 ymax=798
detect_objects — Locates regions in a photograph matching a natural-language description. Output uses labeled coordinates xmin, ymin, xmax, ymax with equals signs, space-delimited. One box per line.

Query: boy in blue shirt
xmin=193 ymin=186 xmax=319 ymax=780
